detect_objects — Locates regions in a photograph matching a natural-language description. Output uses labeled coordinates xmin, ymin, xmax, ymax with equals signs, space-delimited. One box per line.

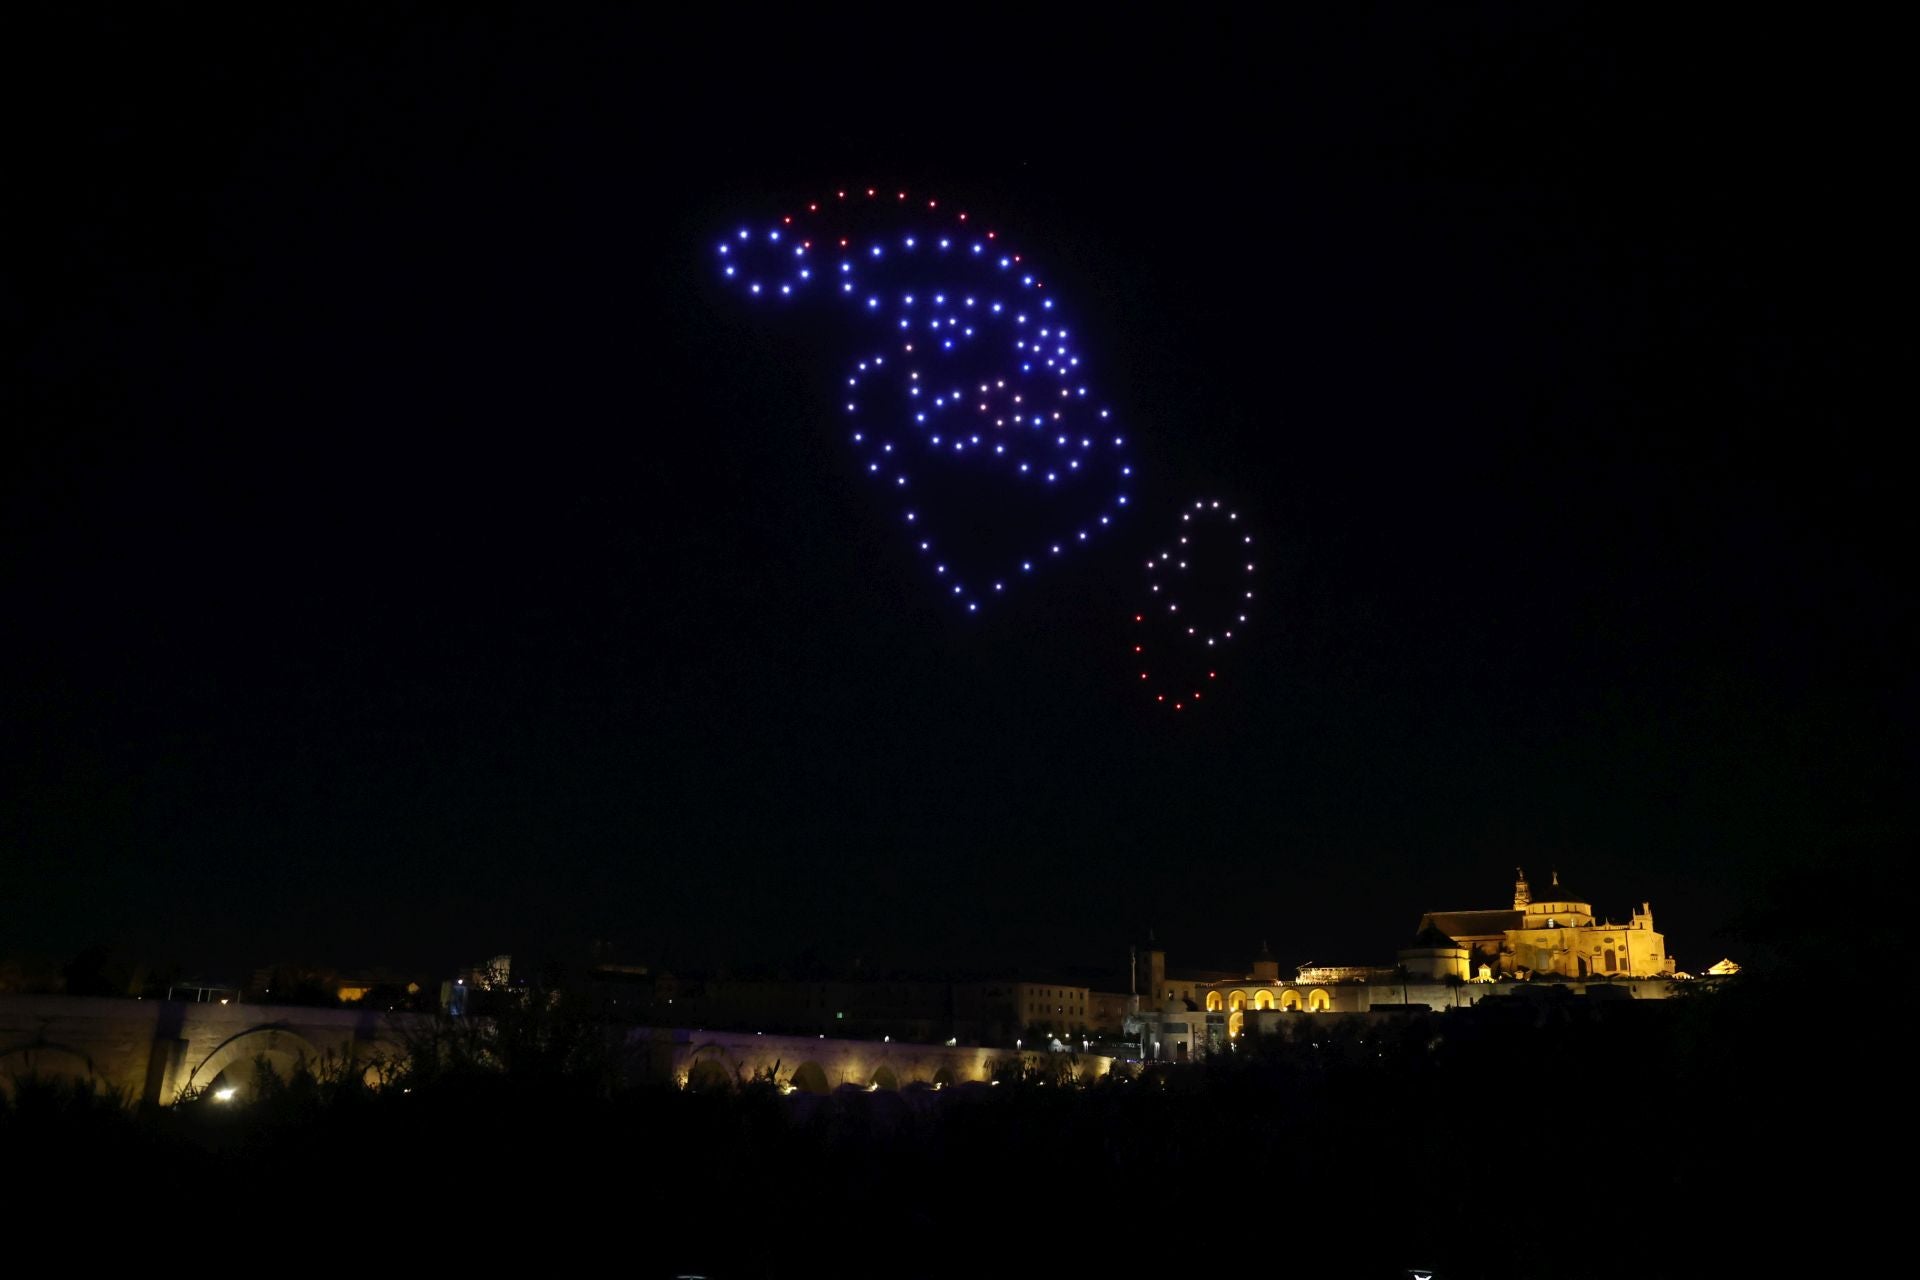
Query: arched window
xmin=1205 ymin=990 xmax=1223 ymax=1011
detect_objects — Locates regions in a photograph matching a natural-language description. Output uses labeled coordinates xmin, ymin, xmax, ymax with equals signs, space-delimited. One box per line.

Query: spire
xmin=1513 ymin=866 xmax=1531 ymax=911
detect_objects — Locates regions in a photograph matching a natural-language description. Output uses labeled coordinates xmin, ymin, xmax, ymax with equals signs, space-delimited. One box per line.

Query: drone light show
xmin=717 ymin=187 xmax=1258 ymax=708
xmin=716 ymin=187 xmax=1130 ymax=614
xmin=1133 ymin=500 xmax=1256 ymax=711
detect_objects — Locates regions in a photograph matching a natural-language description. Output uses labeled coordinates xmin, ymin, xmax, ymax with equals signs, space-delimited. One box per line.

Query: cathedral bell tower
xmin=1252 ymin=940 xmax=1280 ymax=983
xmin=1513 ymin=867 xmax=1532 ymax=911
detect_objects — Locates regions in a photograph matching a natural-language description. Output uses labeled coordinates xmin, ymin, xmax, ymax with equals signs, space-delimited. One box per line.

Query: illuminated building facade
xmin=1420 ymin=869 xmax=1671 ymax=979
xmin=1126 ymin=869 xmax=1685 ymax=1058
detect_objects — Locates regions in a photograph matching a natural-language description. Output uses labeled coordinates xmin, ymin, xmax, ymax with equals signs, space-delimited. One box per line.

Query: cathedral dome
xmin=1528 ymin=872 xmax=1588 ymax=908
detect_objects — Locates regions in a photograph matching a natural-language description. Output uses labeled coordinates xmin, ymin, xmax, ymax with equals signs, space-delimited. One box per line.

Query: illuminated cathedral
xmin=1418 ymin=868 xmax=1670 ymax=980
xmin=1125 ymin=868 xmax=1682 ymax=1058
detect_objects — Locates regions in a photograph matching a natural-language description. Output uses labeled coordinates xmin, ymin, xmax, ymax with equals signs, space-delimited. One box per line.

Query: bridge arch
xmin=931 ymin=1066 xmax=956 ymax=1089
xmin=788 ymin=1061 xmax=831 ymax=1095
xmin=183 ymin=1025 xmax=322 ymax=1101
xmin=0 ymin=1042 xmax=102 ymax=1099
xmin=870 ymin=1065 xmax=899 ymax=1091
xmin=685 ymin=1060 xmax=734 ymax=1092
xmin=684 ymin=1042 xmax=738 ymax=1074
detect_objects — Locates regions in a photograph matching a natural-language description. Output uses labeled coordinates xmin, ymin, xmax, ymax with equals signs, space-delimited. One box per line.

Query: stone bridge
xmin=629 ymin=1025 xmax=1112 ymax=1093
xmin=0 ymin=996 xmax=1110 ymax=1104
xmin=0 ymin=994 xmax=415 ymax=1105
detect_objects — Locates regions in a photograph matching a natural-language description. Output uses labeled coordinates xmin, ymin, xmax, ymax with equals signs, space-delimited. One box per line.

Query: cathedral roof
xmin=1422 ymin=910 xmax=1522 ymax=938
xmin=1407 ymin=924 xmax=1462 ymax=949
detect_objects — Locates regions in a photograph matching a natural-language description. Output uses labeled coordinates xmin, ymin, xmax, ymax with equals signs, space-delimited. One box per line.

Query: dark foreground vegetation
xmin=3 ymin=949 xmax=1888 ymax=1279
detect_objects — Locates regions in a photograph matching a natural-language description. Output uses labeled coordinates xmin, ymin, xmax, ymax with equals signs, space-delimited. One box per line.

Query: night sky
xmin=7 ymin=10 xmax=1900 ymax=982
